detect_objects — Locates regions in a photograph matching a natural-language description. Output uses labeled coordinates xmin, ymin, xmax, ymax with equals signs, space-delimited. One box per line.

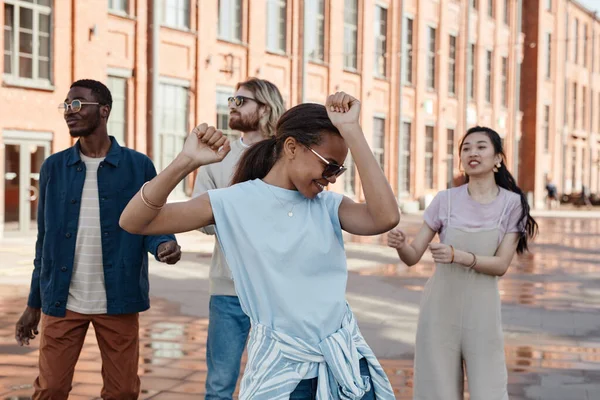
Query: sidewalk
xmin=2 ymin=216 xmax=600 ymax=399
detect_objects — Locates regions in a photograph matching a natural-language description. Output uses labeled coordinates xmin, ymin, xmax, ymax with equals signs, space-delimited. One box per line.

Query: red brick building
xmin=0 ymin=0 xmax=577 ymax=236
xmin=520 ymin=0 xmax=600 ymax=208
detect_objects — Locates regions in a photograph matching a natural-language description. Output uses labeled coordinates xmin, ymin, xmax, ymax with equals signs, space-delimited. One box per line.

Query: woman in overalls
xmin=387 ymin=126 xmax=538 ymax=400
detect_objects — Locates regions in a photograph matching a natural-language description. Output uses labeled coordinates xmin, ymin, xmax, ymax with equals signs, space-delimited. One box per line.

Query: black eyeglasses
xmin=59 ymin=99 xmax=101 ymax=114
xmin=307 ymin=146 xmax=347 ymax=180
xmin=228 ymin=95 xmax=263 ymax=108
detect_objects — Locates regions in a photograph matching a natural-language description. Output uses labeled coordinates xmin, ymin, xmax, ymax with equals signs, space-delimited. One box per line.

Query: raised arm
xmin=119 ymin=124 xmax=231 ymax=236
xmin=327 ymin=93 xmax=400 ymax=235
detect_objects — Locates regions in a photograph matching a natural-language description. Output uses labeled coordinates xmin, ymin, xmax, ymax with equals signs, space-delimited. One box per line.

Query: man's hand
xmin=157 ymin=241 xmax=182 ymax=264
xmin=15 ymin=306 xmax=41 ymax=346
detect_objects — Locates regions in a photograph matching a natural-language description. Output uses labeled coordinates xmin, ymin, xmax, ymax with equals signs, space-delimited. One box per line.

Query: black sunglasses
xmin=228 ymin=95 xmax=263 ymax=107
xmin=307 ymin=146 xmax=347 ymax=180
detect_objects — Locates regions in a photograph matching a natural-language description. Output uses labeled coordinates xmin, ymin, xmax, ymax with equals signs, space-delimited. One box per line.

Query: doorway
xmin=3 ymin=131 xmax=52 ymax=234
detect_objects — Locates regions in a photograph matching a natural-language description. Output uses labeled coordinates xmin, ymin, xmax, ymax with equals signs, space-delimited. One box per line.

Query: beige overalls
xmin=413 ymin=192 xmax=509 ymax=400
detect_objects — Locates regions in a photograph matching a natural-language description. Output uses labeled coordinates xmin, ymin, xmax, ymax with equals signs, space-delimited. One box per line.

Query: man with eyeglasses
xmin=192 ymin=78 xmax=285 ymax=400
xmin=14 ymin=79 xmax=181 ymax=399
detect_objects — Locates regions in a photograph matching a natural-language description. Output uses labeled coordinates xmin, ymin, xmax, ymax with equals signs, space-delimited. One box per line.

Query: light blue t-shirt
xmin=208 ymin=179 xmax=348 ymax=345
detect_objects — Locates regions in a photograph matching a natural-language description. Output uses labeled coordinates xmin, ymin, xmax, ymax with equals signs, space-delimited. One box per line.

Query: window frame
xmin=3 ymin=0 xmax=53 ymax=87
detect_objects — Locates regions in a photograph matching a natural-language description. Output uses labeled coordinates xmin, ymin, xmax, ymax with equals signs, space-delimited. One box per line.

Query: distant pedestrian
xmin=581 ymin=185 xmax=592 ymax=208
xmin=545 ymin=176 xmax=559 ymax=209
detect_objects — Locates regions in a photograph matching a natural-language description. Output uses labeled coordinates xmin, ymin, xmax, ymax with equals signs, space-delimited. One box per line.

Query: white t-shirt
xmin=67 ymin=153 xmax=107 ymax=314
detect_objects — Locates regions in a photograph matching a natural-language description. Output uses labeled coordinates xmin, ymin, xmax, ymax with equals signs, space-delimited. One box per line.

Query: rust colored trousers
xmin=33 ymin=310 xmax=140 ymax=400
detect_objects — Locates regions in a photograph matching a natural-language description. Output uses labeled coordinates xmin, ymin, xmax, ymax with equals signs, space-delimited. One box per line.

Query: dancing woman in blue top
xmin=120 ymin=92 xmax=400 ymax=400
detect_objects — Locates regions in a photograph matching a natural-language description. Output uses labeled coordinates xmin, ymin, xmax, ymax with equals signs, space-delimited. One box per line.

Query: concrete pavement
xmin=0 ymin=214 xmax=599 ymax=399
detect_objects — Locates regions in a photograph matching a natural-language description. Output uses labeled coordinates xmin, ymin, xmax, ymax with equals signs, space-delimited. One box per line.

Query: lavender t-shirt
xmin=423 ymin=184 xmax=524 ymax=244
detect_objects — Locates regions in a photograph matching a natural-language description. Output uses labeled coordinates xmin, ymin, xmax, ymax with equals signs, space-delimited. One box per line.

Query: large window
xmin=425 ymin=126 xmax=435 ymax=189
xmin=404 ymin=17 xmax=414 ymax=85
xmin=159 ymin=83 xmax=189 ymax=188
xmin=468 ymin=44 xmax=475 ymax=100
xmin=400 ymin=122 xmax=411 ymax=193
xmin=574 ymin=18 xmax=579 ymax=64
xmin=374 ymin=5 xmax=388 ymax=78
xmin=427 ymin=27 xmax=437 ymax=90
xmin=546 ymin=33 xmax=552 ymax=79
xmin=488 ymin=0 xmax=494 ymax=18
xmin=546 ymin=0 xmax=552 ymax=11
xmin=218 ymin=0 xmax=242 ymax=42
xmin=216 ymin=88 xmax=240 ymax=139
xmin=503 ymin=0 xmax=509 ymax=24
xmin=583 ymin=24 xmax=588 ymax=67
xmin=448 ymin=35 xmax=457 ymax=96
xmin=447 ymin=129 xmax=455 ymax=188
xmin=572 ymin=82 xmax=577 ymax=129
xmin=343 ymin=0 xmax=358 ymax=70
xmin=571 ymin=146 xmax=577 ymax=192
xmin=107 ymin=76 xmax=127 ymax=145
xmin=543 ymin=105 xmax=550 ymax=152
xmin=372 ymin=117 xmax=386 ymax=170
xmin=163 ymin=0 xmax=190 ymax=29
xmin=266 ymin=0 xmax=287 ymax=53
xmin=592 ymin=91 xmax=595 ymax=133
xmin=108 ymin=0 xmax=128 ymax=13
xmin=306 ymin=0 xmax=325 ymax=62
xmin=582 ymin=86 xmax=587 ymax=131
xmin=501 ymin=56 xmax=508 ymax=107
xmin=3 ymin=0 xmax=52 ymax=83
xmin=485 ymin=50 xmax=493 ymax=103
xmin=565 ymin=15 xmax=569 ymax=61
xmin=343 ymin=155 xmax=356 ymax=196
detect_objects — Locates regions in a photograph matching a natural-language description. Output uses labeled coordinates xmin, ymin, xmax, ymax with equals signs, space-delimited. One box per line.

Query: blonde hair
xmin=236 ymin=78 xmax=285 ymax=138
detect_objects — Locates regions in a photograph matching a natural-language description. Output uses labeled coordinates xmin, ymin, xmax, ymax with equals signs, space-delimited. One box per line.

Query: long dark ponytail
xmin=460 ymin=126 xmax=538 ymax=254
xmin=231 ymin=103 xmax=340 ymax=185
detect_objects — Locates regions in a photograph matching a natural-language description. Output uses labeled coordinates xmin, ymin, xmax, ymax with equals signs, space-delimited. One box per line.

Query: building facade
xmin=520 ymin=0 xmax=600 ymax=209
xmin=1 ymin=0 xmax=580 ymax=236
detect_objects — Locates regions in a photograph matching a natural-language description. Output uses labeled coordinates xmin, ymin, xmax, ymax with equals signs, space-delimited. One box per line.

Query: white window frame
xmin=398 ymin=119 xmax=412 ymax=196
xmin=373 ymin=4 xmax=388 ymax=78
xmin=216 ymin=86 xmax=241 ymax=139
xmin=218 ymin=0 xmax=243 ymax=42
xmin=448 ymin=33 xmax=457 ymax=96
xmin=3 ymin=0 xmax=53 ymax=88
xmin=425 ymin=124 xmax=435 ymax=189
xmin=107 ymin=75 xmax=128 ymax=146
xmin=403 ymin=15 xmax=414 ymax=85
xmin=266 ymin=0 xmax=287 ymax=54
xmin=108 ymin=0 xmax=129 ymax=14
xmin=426 ymin=25 xmax=437 ymax=90
xmin=343 ymin=0 xmax=358 ymax=71
xmin=162 ymin=0 xmax=190 ymax=29
xmin=372 ymin=115 xmax=386 ymax=171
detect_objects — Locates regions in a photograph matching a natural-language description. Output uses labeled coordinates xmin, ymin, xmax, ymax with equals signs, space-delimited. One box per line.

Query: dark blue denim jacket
xmin=27 ymin=137 xmax=176 ymax=317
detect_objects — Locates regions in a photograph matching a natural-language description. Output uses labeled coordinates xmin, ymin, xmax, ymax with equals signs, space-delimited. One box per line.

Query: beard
xmin=69 ymin=111 xmax=102 ymax=138
xmin=229 ymin=109 xmax=260 ymax=132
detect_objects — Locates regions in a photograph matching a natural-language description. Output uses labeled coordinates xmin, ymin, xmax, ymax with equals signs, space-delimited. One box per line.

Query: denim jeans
xmin=205 ymin=295 xmax=251 ymax=400
xmin=290 ymin=358 xmax=376 ymax=400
